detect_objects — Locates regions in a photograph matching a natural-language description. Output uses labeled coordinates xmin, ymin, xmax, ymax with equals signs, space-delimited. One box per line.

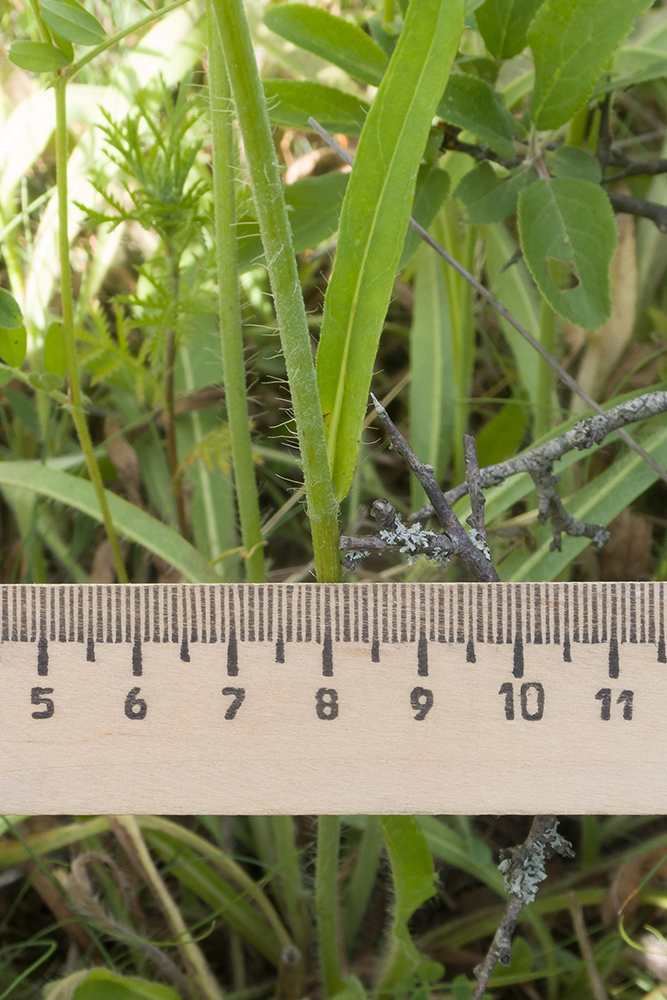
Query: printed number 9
xmin=411 ymin=687 xmax=433 ymax=720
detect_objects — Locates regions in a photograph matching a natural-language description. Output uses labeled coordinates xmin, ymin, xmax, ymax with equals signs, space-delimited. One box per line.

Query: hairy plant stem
xmin=54 ymin=77 xmax=127 ymax=583
xmin=535 ymin=296 xmax=555 ymax=439
xmin=210 ymin=0 xmax=341 ymax=584
xmin=208 ymin=15 xmax=266 ymax=582
xmin=315 ymin=815 xmax=344 ymax=998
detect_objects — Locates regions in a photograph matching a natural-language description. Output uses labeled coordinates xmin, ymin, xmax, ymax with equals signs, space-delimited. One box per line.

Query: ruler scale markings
xmin=660 ymin=582 xmax=666 ymax=662
xmin=466 ymin=588 xmax=475 ymax=662
xmin=648 ymin=584 xmax=655 ymax=644
xmin=180 ymin=589 xmax=189 ymax=662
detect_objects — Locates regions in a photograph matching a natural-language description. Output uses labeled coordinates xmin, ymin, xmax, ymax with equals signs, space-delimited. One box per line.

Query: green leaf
xmin=517 ymin=177 xmax=617 ymax=329
xmin=476 ymin=0 xmax=544 ymax=58
xmin=0 ymin=462 xmax=220 ymax=582
xmin=475 ymin=402 xmax=527 ymax=467
xmin=331 ymin=976 xmax=368 ymax=1000
xmin=43 ymin=320 xmax=68 ymax=376
xmin=454 ymin=161 xmax=537 ymax=223
xmin=547 ymin=145 xmax=602 ymax=183
xmin=0 ymin=367 xmax=13 ymax=388
xmin=437 ymin=74 xmax=515 ymax=160
xmin=0 ymin=288 xmax=23 ymax=329
xmin=316 ymin=0 xmax=463 ymax=500
xmin=376 ymin=817 xmax=439 ymax=997
xmin=501 ymin=418 xmax=667 ymax=582
xmin=264 ymin=80 xmax=369 ymax=136
xmin=74 ymin=969 xmax=180 ymax=1000
xmin=0 ymin=325 xmax=27 ymax=367
xmin=529 ymin=0 xmax=655 ymax=130
xmin=40 ymin=0 xmax=106 ymax=45
xmin=263 ymin=4 xmax=389 ymax=86
xmin=8 ymin=39 xmax=72 ymax=71
xmin=399 ymin=164 xmax=451 ymax=270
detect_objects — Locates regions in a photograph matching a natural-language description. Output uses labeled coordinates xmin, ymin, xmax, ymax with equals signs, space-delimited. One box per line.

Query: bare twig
xmin=307 ymin=117 xmax=667 ymax=490
xmin=603 ymin=143 xmax=667 ymax=182
xmin=369 ymin=397 xmax=500 ymax=581
xmin=472 ymin=818 xmax=574 ymax=1000
xmin=607 ymin=191 xmax=667 ymax=232
xmin=410 ymin=390 xmax=667 ymax=546
xmin=340 ymin=499 xmax=455 ymax=569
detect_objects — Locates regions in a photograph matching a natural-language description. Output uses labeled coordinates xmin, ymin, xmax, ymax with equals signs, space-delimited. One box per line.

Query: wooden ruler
xmin=1 ymin=582 xmax=664 ymax=814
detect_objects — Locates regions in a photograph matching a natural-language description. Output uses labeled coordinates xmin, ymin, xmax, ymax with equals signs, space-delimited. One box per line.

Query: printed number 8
xmin=316 ymin=688 xmax=338 ymax=720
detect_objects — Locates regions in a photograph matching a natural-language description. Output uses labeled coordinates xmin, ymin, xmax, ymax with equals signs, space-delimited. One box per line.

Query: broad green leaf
xmin=437 ymin=74 xmax=515 ymax=160
xmin=40 ymin=0 xmax=106 ymax=45
xmin=501 ymin=418 xmax=667 ymax=581
xmin=8 ymin=40 xmax=72 ymax=71
xmin=454 ymin=162 xmax=537 ymax=223
xmin=409 ymin=243 xmax=455 ymax=509
xmin=264 ymin=80 xmax=369 ymax=136
xmin=238 ymin=171 xmax=349 ymax=272
xmin=0 ymin=288 xmax=23 ymax=329
xmin=263 ymin=4 xmax=389 ymax=86
xmin=476 ymin=0 xmax=544 ymax=58
xmin=518 ymin=177 xmax=617 ymax=329
xmin=145 ymin=831 xmax=282 ymax=964
xmin=457 ymin=54 xmax=499 ymax=83
xmin=399 ymin=164 xmax=451 ymax=270
xmin=316 ymin=0 xmax=463 ymax=500
xmin=0 ymin=325 xmax=27 ymax=366
xmin=0 ymin=462 xmax=220 ymax=582
xmin=529 ymin=0 xmax=655 ymax=129
xmin=43 ymin=320 xmax=67 ymax=376
xmin=74 ymin=969 xmax=180 ymax=1000
xmin=547 ymin=145 xmax=602 ymax=183
xmin=376 ymin=817 xmax=439 ymax=996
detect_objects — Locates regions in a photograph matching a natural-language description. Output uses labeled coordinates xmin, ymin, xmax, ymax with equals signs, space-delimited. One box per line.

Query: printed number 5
xmin=31 ymin=686 xmax=54 ymax=719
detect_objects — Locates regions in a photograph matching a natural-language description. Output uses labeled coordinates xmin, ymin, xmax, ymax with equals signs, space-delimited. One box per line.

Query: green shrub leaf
xmin=0 ymin=288 xmax=23 ymax=330
xmin=0 ymin=325 xmax=27 ymax=367
xmin=8 ymin=39 xmax=72 ymax=71
xmin=454 ymin=161 xmax=537 ymax=223
xmin=40 ymin=0 xmax=106 ymax=45
xmin=43 ymin=320 xmax=68 ymax=376
xmin=263 ymin=4 xmax=389 ymax=86
xmin=316 ymin=0 xmax=463 ymax=500
xmin=529 ymin=0 xmax=654 ymax=129
xmin=437 ymin=74 xmax=515 ymax=160
xmin=264 ymin=80 xmax=369 ymax=135
xmin=476 ymin=0 xmax=544 ymax=58
xmin=518 ymin=177 xmax=617 ymax=329
xmin=547 ymin=145 xmax=602 ymax=183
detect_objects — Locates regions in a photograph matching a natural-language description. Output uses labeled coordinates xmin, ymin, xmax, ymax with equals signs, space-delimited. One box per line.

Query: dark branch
xmin=464 ymin=435 xmax=489 ymax=553
xmin=607 ymin=191 xmax=667 ymax=232
xmin=472 ymin=818 xmax=574 ymax=1000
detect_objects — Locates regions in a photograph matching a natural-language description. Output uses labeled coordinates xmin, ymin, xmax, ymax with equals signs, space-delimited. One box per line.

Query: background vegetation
xmin=4 ymin=0 xmax=667 ymax=996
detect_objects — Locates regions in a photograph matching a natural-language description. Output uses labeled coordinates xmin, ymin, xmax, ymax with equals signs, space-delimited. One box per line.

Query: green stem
xmin=315 ymin=816 xmax=344 ymax=998
xmin=342 ymin=816 xmax=383 ymax=948
xmin=208 ymin=13 xmax=266 ymax=583
xmin=54 ymin=77 xmax=127 ymax=583
xmin=535 ymin=295 xmax=555 ymax=440
xmin=210 ymin=0 xmax=341 ymax=584
xmin=270 ymin=816 xmax=310 ymax=958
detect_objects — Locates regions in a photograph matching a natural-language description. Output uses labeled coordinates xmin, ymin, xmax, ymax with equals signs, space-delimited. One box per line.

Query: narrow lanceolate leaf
xmin=264 ymin=80 xmax=369 ymax=136
xmin=518 ymin=177 xmax=617 ymax=329
xmin=316 ymin=0 xmax=463 ymax=500
xmin=529 ymin=0 xmax=655 ymax=130
xmin=40 ymin=0 xmax=106 ymax=45
xmin=437 ymin=74 xmax=515 ymax=160
xmin=476 ymin=0 xmax=543 ymax=58
xmin=376 ymin=817 xmax=439 ymax=997
xmin=0 ymin=463 xmax=220 ymax=582
xmin=263 ymin=4 xmax=389 ymax=86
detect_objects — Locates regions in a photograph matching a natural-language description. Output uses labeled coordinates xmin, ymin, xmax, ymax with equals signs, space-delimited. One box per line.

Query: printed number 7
xmin=222 ymin=687 xmax=245 ymax=720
